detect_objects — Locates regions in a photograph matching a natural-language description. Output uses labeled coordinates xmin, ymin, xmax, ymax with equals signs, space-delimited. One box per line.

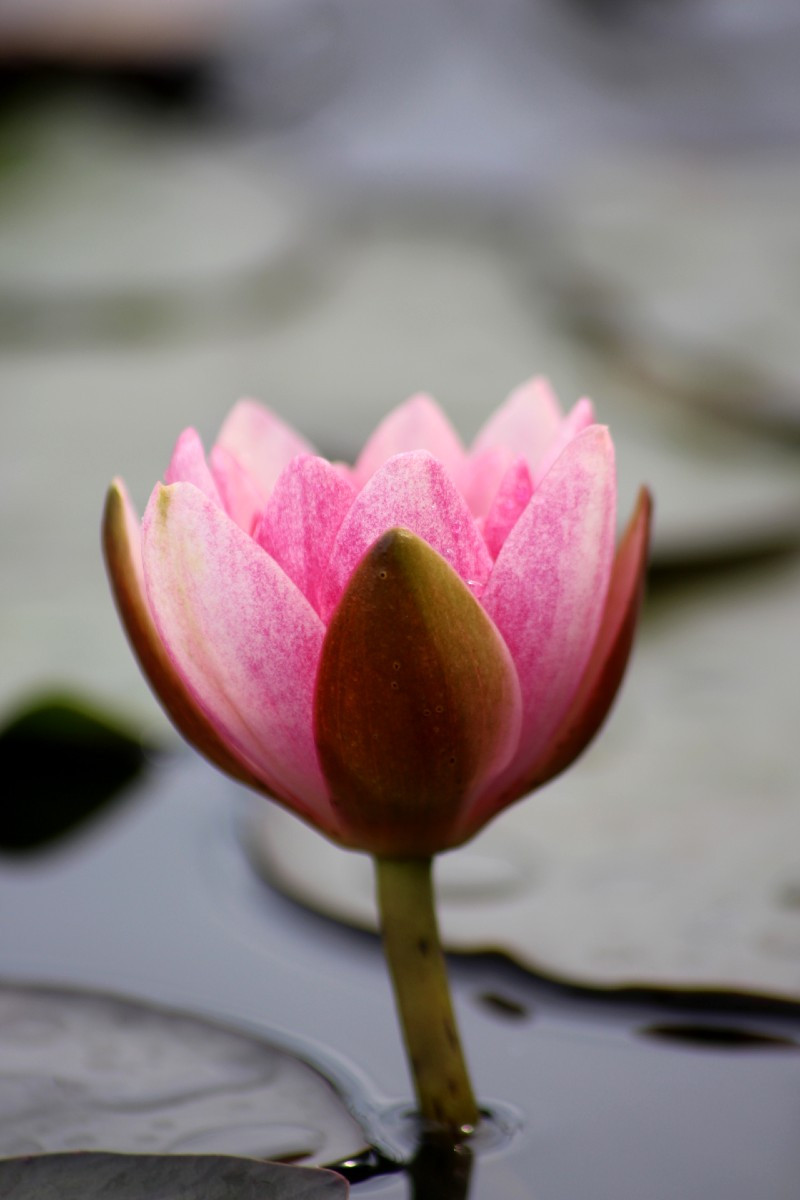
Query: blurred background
xmin=1 ymin=0 xmax=800 ymax=999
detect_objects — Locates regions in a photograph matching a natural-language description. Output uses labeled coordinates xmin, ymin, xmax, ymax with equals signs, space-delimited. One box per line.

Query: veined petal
xmin=314 ymin=529 xmax=522 ymax=857
xmin=319 ymin=450 xmax=492 ymax=622
xmin=483 ymin=457 xmax=533 ymax=560
xmin=142 ymin=482 xmax=334 ymax=829
xmin=481 ymin=425 xmax=617 ymax=786
xmin=353 ymin=393 xmax=466 ymax=489
xmin=216 ymin=399 xmax=314 ymax=500
xmin=255 ymin=455 xmax=356 ymax=614
xmin=531 ymin=396 xmax=596 ymax=488
xmin=164 ymin=428 xmax=221 ymax=506
xmin=210 ymin=443 xmax=266 ymax=535
xmin=102 ymin=479 xmax=264 ymax=792
xmin=460 ymin=488 xmax=651 ymax=839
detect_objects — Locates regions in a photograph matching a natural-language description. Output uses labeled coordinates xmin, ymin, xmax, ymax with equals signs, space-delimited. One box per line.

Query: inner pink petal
xmin=470 ymin=377 xmax=563 ymax=466
xmin=319 ymin=450 xmax=493 ymax=622
xmin=164 ymin=428 xmax=222 ymax=507
xmin=532 ymin=396 xmax=596 ymax=488
xmin=215 ymin=399 xmax=315 ymax=500
xmin=255 ymin=455 xmax=356 ymax=615
xmin=483 ymin=457 xmax=534 ymax=560
xmin=210 ymin=443 xmax=267 ymax=535
xmin=353 ymin=394 xmax=466 ymax=490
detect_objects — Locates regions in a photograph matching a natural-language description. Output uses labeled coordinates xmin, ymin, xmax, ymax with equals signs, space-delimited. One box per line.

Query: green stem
xmin=374 ymin=856 xmax=479 ymax=1132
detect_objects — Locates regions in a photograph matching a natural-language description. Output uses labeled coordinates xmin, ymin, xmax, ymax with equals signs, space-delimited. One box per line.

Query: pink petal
xmin=164 ymin=428 xmax=222 ymax=506
xmin=353 ymin=393 xmax=466 ymax=489
xmin=255 ymin=455 xmax=356 ymax=614
xmin=319 ymin=450 xmax=493 ymax=622
xmin=470 ymin=376 xmax=563 ymax=462
xmin=460 ymin=487 xmax=650 ymax=839
xmin=481 ymin=425 xmax=617 ymax=787
xmin=210 ymin=443 xmax=267 ymax=535
xmin=215 ymin=399 xmax=314 ymax=500
xmin=142 ymin=482 xmax=335 ymax=830
xmin=531 ymin=396 xmax=596 ymax=488
xmin=102 ymin=479 xmax=265 ymax=793
xmin=482 ymin=457 xmax=533 ymax=560
xmin=464 ymin=378 xmax=563 ymax=516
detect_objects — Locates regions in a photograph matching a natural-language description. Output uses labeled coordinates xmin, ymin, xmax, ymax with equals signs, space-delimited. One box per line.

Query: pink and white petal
xmin=470 ymin=377 xmax=563 ymax=467
xmin=481 ymin=425 xmax=617 ymax=787
xmin=102 ymin=479 xmax=265 ymax=794
xmin=483 ymin=457 xmax=533 ymax=560
xmin=142 ymin=482 xmax=335 ymax=830
xmin=255 ymin=455 xmax=356 ymax=614
xmin=459 ymin=487 xmax=650 ymax=840
xmin=210 ymin=443 xmax=267 ymax=535
xmin=531 ymin=397 xmax=596 ymax=488
xmin=164 ymin=428 xmax=222 ymax=506
xmin=353 ymin=393 xmax=466 ymax=489
xmin=215 ymin=399 xmax=315 ymax=499
xmin=320 ymin=450 xmax=493 ymax=622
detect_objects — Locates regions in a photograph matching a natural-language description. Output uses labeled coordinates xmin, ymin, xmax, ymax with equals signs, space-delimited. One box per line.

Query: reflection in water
xmin=408 ymin=1130 xmax=473 ymax=1200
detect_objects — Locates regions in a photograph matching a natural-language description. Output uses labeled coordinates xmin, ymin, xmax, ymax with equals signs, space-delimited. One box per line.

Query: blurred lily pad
xmin=0 ymin=983 xmax=366 ymax=1167
xmin=0 ymin=694 xmax=152 ymax=852
xmin=0 ymin=1152 xmax=348 ymax=1198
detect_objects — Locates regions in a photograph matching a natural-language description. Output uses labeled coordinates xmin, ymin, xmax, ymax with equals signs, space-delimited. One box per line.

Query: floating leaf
xmin=0 ymin=1152 xmax=348 ymax=1199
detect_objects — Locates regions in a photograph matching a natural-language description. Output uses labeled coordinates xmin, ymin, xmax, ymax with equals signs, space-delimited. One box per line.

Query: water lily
xmin=103 ymin=376 xmax=650 ymax=1130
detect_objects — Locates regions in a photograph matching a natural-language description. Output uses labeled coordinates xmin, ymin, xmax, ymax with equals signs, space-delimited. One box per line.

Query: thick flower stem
xmin=374 ymin=856 xmax=479 ymax=1133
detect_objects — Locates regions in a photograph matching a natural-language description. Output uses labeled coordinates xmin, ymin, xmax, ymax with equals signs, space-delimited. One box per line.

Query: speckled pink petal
xmin=353 ymin=394 xmax=466 ymax=489
xmin=210 ymin=443 xmax=266 ymax=535
xmin=481 ymin=425 xmax=617 ymax=786
xmin=142 ymin=482 xmax=334 ymax=828
xmin=483 ymin=457 xmax=533 ymax=560
xmin=255 ymin=455 xmax=356 ymax=614
xmin=531 ymin=397 xmax=596 ymax=488
xmin=164 ymin=428 xmax=222 ymax=506
xmin=320 ymin=451 xmax=493 ymax=622
xmin=216 ymin=399 xmax=315 ymax=500
xmin=102 ymin=480 xmax=267 ymax=794
xmin=471 ymin=377 xmax=563 ymax=463
xmin=459 ymin=487 xmax=650 ymax=840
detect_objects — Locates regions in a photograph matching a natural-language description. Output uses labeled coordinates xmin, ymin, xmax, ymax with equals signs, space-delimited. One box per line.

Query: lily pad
xmin=0 ymin=1152 xmax=348 ymax=1198
xmin=0 ymin=984 xmax=366 ymax=1167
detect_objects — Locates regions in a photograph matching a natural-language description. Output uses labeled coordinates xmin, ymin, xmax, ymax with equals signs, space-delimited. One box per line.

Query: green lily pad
xmin=0 ymin=1152 xmax=348 ymax=1198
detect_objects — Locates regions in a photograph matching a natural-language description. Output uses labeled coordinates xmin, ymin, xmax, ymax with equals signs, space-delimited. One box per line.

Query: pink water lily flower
xmin=103 ymin=378 xmax=650 ymax=858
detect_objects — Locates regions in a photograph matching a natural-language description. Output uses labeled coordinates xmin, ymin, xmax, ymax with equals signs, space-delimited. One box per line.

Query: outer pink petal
xmin=481 ymin=425 xmax=617 ymax=787
xmin=164 ymin=428 xmax=222 ymax=506
xmin=102 ymin=479 xmax=265 ymax=794
xmin=482 ymin=457 xmax=533 ymax=560
xmin=531 ymin=396 xmax=596 ymax=488
xmin=352 ymin=393 xmax=466 ymax=489
xmin=319 ymin=450 xmax=493 ymax=622
xmin=215 ymin=399 xmax=315 ymax=500
xmin=142 ymin=482 xmax=336 ymax=831
xmin=459 ymin=488 xmax=651 ymax=841
xmin=210 ymin=443 xmax=266 ymax=534
xmin=255 ymin=455 xmax=356 ymax=615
